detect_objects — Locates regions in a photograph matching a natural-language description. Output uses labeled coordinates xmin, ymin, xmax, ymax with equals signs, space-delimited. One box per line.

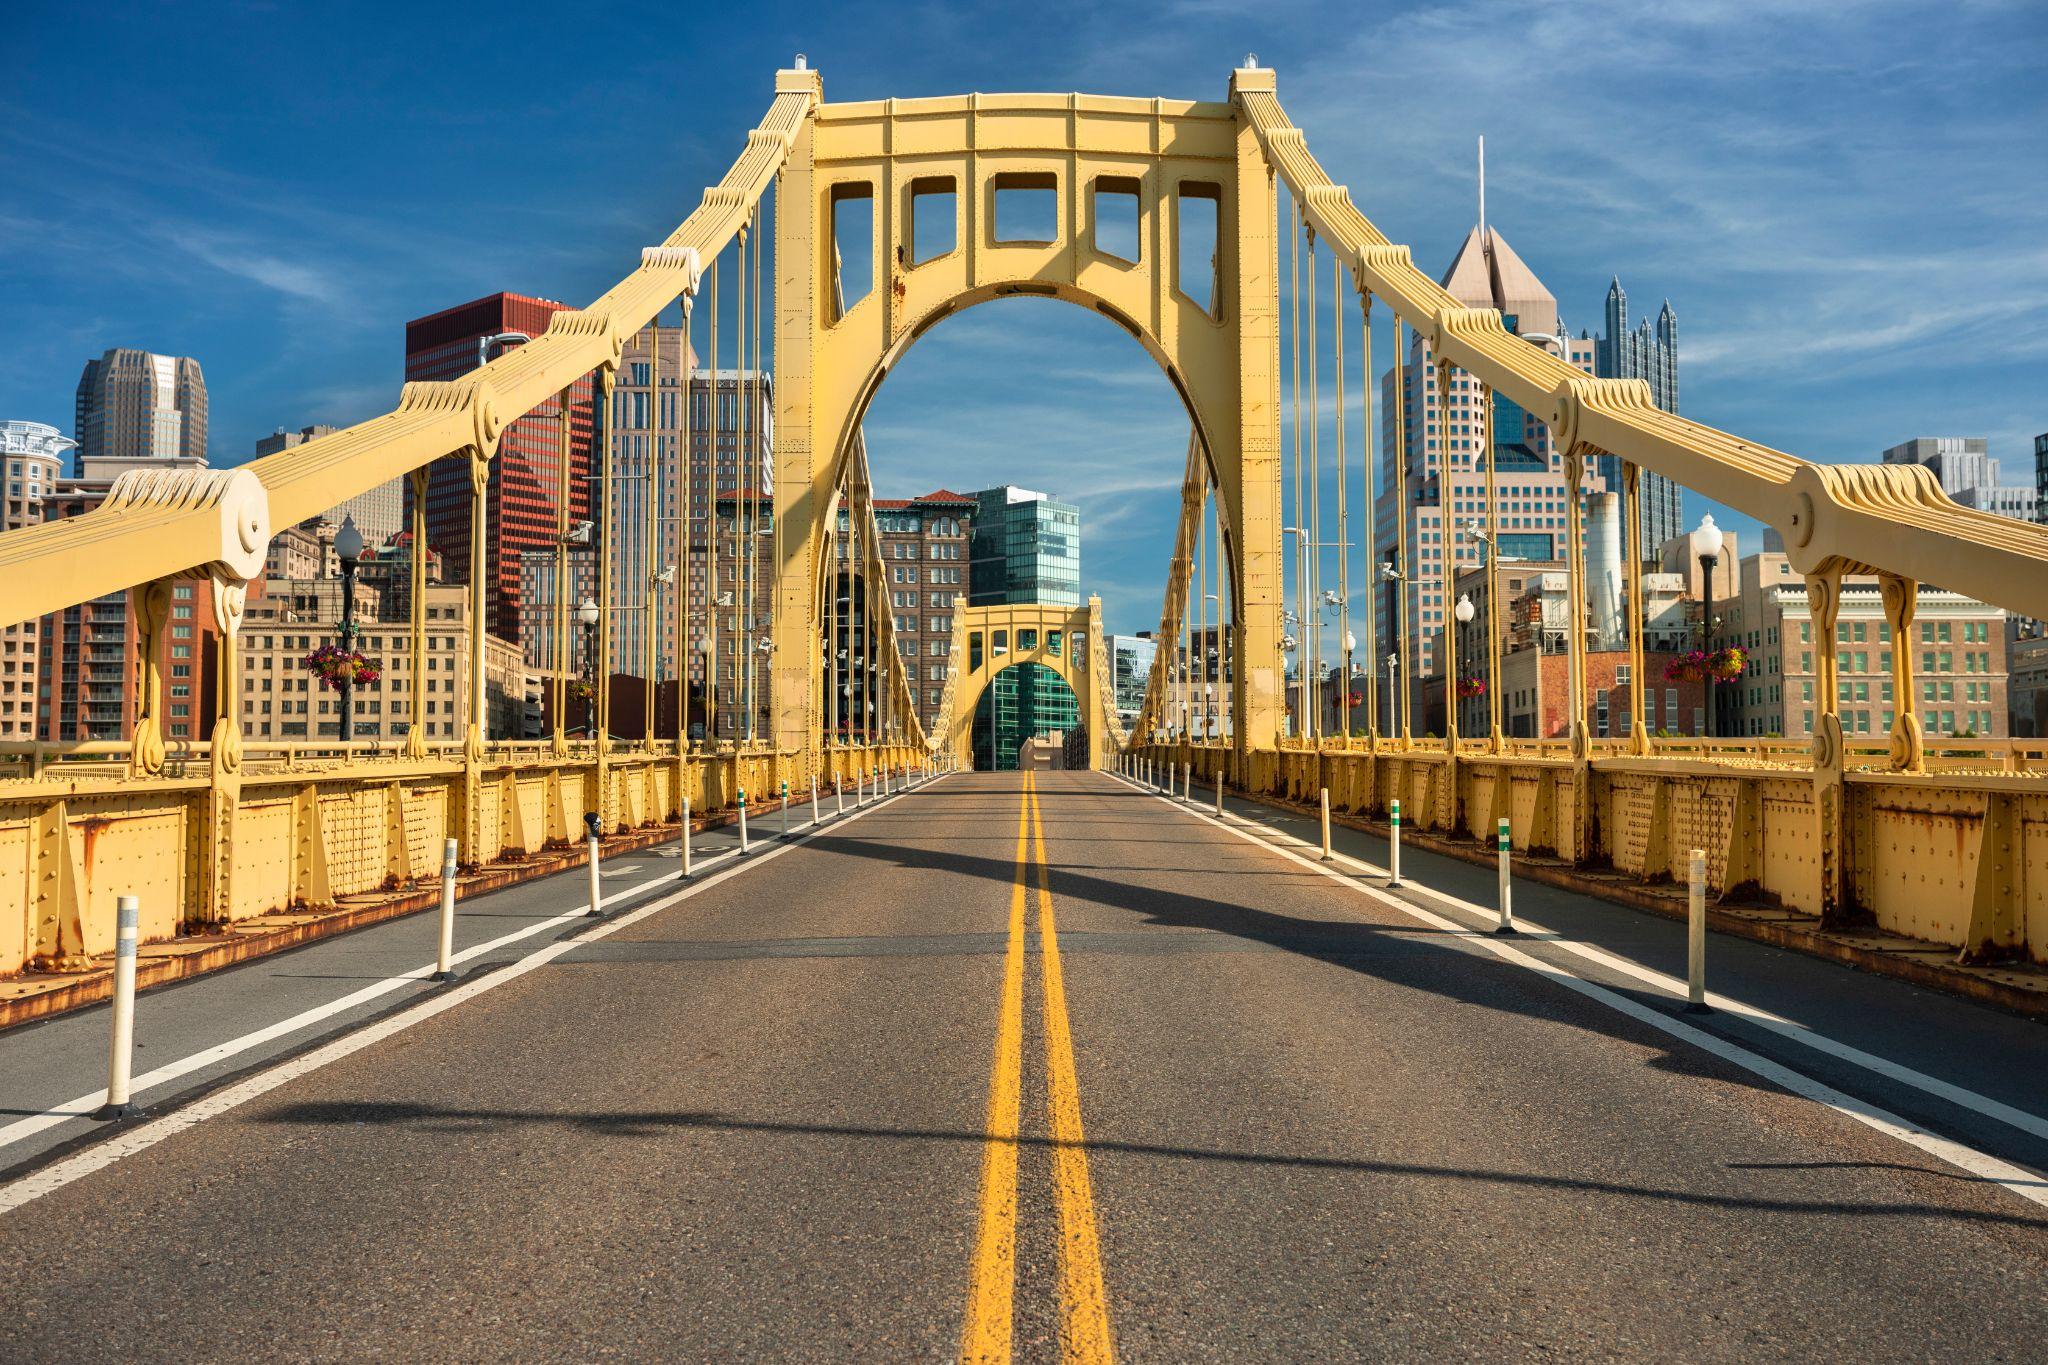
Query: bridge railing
xmin=1148 ymin=736 xmax=2044 ymax=965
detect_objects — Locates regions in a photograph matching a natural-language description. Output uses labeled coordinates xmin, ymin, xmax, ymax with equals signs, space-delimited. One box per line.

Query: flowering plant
xmin=303 ymin=644 xmax=378 ymax=690
xmin=1663 ymin=647 xmax=1746 ymax=683
xmin=567 ymin=679 xmax=597 ymax=703
xmin=1455 ymin=675 xmax=1487 ymax=699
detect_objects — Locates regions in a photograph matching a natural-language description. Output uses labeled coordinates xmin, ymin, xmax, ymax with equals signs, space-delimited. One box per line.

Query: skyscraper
xmin=73 ymin=348 xmax=208 ymax=476
xmin=1375 ymin=226 xmax=1599 ymax=724
xmin=403 ymin=293 xmax=594 ymax=646
xmin=1880 ymin=436 xmax=2037 ymax=521
xmin=1594 ymin=279 xmax=1683 ymax=554
xmin=968 ymin=486 xmax=1081 ymax=768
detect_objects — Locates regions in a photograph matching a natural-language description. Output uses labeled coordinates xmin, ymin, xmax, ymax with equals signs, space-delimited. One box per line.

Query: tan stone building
xmin=239 ymin=578 xmax=529 ymax=744
xmin=1715 ymin=549 xmax=2008 ymax=741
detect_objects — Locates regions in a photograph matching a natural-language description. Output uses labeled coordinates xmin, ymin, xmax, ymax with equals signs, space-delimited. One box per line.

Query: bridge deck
xmin=2 ymin=771 xmax=2044 ymax=1358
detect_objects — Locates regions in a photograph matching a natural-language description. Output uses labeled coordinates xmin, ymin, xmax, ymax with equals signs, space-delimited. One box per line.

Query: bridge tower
xmin=770 ymin=68 xmax=1286 ymax=773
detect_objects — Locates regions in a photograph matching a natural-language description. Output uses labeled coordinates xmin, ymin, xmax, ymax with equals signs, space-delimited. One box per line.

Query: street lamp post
xmin=1693 ymin=514 xmax=1724 ymax=738
xmin=578 ymin=596 xmax=600 ymax=739
xmin=1385 ymin=652 xmax=1398 ymax=740
xmin=335 ymin=516 xmax=364 ymax=744
xmin=1454 ymin=592 xmax=1476 ymax=738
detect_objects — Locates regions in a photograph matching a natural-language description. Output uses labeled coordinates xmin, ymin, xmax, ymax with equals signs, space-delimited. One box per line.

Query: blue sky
xmin=6 ymin=1 xmax=2044 ymax=638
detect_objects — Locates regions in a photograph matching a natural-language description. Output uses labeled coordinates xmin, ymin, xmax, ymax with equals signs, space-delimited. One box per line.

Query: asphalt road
xmin=2 ymin=769 xmax=2044 ymax=1361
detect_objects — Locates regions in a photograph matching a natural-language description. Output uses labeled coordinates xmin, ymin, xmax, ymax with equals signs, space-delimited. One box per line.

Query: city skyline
xmin=7 ymin=3 xmax=2042 ymax=643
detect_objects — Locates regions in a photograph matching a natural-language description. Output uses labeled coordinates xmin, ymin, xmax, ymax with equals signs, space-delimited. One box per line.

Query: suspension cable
xmin=707 ymin=249 xmax=721 ymax=745
xmin=1306 ymin=221 xmax=1321 ymax=745
xmin=1360 ymin=288 xmax=1376 ymax=741
xmin=1289 ymin=193 xmax=1303 ymax=742
xmin=1394 ymin=318 xmax=1410 ymax=743
xmin=679 ymin=289 xmax=693 ymax=754
xmin=1333 ymin=249 xmax=1348 ymax=743
xmin=1483 ymin=376 xmax=1499 ymax=747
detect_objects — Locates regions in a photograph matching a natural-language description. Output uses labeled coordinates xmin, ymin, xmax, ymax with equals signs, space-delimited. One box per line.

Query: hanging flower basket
xmin=303 ymin=644 xmax=378 ymax=691
xmin=1455 ymin=675 xmax=1487 ymax=699
xmin=567 ymin=679 xmax=597 ymax=703
xmin=1347 ymin=691 xmax=1364 ymax=708
xmin=1664 ymin=646 xmax=1746 ymax=684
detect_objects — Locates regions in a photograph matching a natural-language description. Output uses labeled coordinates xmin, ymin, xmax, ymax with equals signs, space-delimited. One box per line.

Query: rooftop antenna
xmin=1477 ymin=134 xmax=1487 ymax=242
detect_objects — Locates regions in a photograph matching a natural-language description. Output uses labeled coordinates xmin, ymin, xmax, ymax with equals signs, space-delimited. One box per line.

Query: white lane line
xmin=1111 ymin=774 xmax=2048 ymax=1210
xmin=1191 ymin=789 xmax=2048 ymax=1147
xmin=0 ymin=781 xmax=936 ymax=1160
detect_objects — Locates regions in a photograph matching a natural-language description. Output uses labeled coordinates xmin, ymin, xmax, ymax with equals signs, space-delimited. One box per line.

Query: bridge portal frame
xmin=773 ymin=71 xmax=1284 ymax=772
xmin=937 ymin=600 xmax=1111 ymax=771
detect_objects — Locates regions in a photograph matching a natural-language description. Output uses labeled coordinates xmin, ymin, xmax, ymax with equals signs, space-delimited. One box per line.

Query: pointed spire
xmin=1608 ymin=275 xmax=1624 ymax=297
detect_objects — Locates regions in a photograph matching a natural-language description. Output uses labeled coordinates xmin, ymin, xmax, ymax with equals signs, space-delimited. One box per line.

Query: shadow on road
xmin=256 ymin=1098 xmax=2047 ymax=1230
xmin=800 ymin=775 xmax=1782 ymax=1095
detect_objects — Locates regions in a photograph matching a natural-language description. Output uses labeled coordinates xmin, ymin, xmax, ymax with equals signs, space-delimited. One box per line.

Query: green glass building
xmin=968 ymin=486 xmax=1081 ymax=769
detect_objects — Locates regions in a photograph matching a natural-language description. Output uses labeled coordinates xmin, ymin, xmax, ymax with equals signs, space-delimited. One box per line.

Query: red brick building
xmin=404 ymin=293 xmax=594 ymax=645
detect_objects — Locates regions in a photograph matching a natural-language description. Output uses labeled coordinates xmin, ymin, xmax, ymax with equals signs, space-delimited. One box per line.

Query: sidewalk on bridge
xmin=1222 ymin=781 xmax=2048 ymax=1020
xmin=0 ymin=779 xmax=863 ymax=1177
xmin=0 ymin=787 xmax=817 ymax=1032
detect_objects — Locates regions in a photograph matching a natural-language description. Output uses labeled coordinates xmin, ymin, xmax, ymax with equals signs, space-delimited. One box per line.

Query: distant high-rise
xmin=73 ymin=348 xmax=208 ymax=477
xmin=968 ymin=486 xmax=1082 ymax=768
xmin=2036 ymin=432 xmax=2048 ymax=527
xmin=1593 ymin=279 xmax=1683 ymax=554
xmin=1376 ymin=226 xmax=1599 ymax=721
xmin=404 ymin=293 xmax=594 ymax=645
xmin=1883 ymin=436 xmax=2037 ymax=522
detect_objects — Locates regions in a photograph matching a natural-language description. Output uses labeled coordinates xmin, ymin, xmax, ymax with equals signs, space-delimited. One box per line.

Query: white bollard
xmin=1215 ymin=772 xmax=1224 ymax=816
xmin=1687 ymin=848 xmax=1710 ymax=1012
xmin=811 ymin=775 xmax=820 ymax=825
xmin=1495 ymin=818 xmax=1515 ymax=935
xmin=1319 ymin=788 xmax=1333 ymax=861
xmin=681 ymin=796 xmax=694 ymax=878
xmin=1183 ymin=761 xmax=1192 ymax=801
xmin=99 ymin=894 xmax=140 ymax=1119
xmin=433 ymin=838 xmax=458 ymax=979
xmin=835 ymin=776 xmax=844 ymax=815
xmin=585 ymin=815 xmax=603 ymax=916
xmin=738 ymin=789 xmax=751 ymax=854
xmin=781 ymin=780 xmax=791 ymax=838
xmin=1388 ymin=798 xmax=1403 ymax=887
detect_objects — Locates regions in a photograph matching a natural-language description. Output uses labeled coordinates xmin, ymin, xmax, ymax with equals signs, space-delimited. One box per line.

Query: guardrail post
xmin=584 ymin=811 xmax=603 ymax=916
xmin=1319 ymin=788 xmax=1333 ymax=862
xmin=433 ymin=838 xmax=458 ymax=980
xmin=681 ymin=796 xmax=693 ymax=878
xmin=781 ymin=780 xmax=791 ymax=838
xmin=1495 ymin=817 xmax=1515 ymax=935
xmin=1687 ymin=848 xmax=1709 ymax=1012
xmin=738 ymin=788 xmax=751 ymax=854
xmin=95 ymin=895 xmax=141 ymax=1120
xmin=811 ymin=775 xmax=820 ymax=824
xmin=1389 ymin=798 xmax=1403 ymax=887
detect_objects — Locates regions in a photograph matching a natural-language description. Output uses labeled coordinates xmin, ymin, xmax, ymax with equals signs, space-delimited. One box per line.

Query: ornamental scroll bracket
xmin=100 ymin=465 xmax=272 ymax=587
xmin=397 ymin=376 xmax=506 ymax=465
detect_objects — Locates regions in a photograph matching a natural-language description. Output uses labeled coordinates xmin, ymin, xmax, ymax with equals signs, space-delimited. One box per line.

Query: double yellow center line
xmin=961 ymin=769 xmax=1114 ymax=1363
